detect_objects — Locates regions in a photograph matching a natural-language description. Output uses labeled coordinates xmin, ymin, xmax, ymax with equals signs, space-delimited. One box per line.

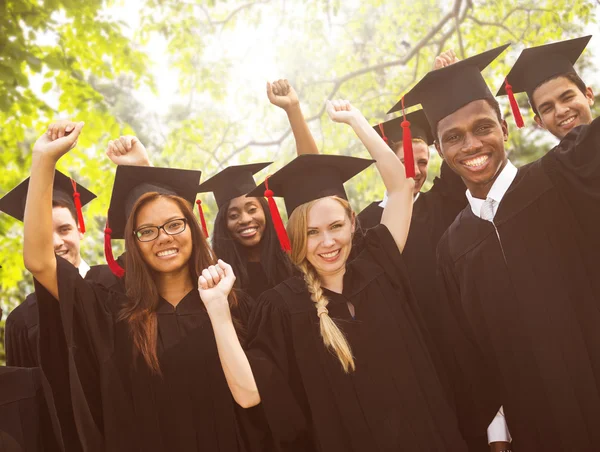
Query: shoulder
xmin=5 ymin=294 xmax=37 ymax=329
xmin=257 ymin=277 xmax=313 ymax=315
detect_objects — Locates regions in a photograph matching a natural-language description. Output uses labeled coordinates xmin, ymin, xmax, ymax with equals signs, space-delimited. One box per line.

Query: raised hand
xmin=106 ymin=135 xmax=151 ymax=167
xmin=326 ymin=99 xmax=364 ymax=125
xmin=434 ymin=49 xmax=459 ymax=70
xmin=267 ymin=79 xmax=300 ymax=111
xmin=198 ymin=260 xmax=236 ymax=313
xmin=33 ymin=121 xmax=85 ymax=162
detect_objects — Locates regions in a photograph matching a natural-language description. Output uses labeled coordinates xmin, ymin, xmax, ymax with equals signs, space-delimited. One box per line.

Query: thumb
xmin=266 ymin=82 xmax=277 ymax=102
xmin=65 ymin=121 xmax=85 ymax=145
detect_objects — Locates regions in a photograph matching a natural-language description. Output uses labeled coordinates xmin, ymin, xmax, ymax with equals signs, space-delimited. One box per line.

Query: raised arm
xmin=267 ymin=79 xmax=319 ymax=156
xmin=106 ymin=135 xmax=152 ymax=166
xmin=24 ymin=121 xmax=85 ymax=299
xmin=198 ymin=259 xmax=260 ymax=408
xmin=326 ymin=100 xmax=415 ymax=251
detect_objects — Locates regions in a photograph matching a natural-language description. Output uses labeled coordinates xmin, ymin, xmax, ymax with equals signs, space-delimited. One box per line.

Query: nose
xmin=239 ymin=211 xmax=252 ymax=225
xmin=322 ymin=231 xmax=336 ymax=247
xmin=556 ymin=102 xmax=570 ymax=118
xmin=156 ymin=227 xmax=174 ymax=244
xmin=462 ymin=133 xmax=483 ymax=153
xmin=53 ymin=232 xmax=64 ymax=249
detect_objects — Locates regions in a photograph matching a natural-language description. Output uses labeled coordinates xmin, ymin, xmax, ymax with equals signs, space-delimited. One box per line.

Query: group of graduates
xmin=0 ymin=34 xmax=598 ymax=452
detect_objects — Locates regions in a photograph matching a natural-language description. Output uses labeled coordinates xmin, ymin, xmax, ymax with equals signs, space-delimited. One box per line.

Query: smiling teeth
xmin=157 ymin=249 xmax=178 ymax=257
xmin=55 ymin=250 xmax=68 ymax=256
xmin=559 ymin=116 xmax=576 ymax=126
xmin=320 ymin=250 xmax=340 ymax=258
xmin=240 ymin=228 xmax=257 ymax=235
xmin=464 ymin=155 xmax=489 ymax=167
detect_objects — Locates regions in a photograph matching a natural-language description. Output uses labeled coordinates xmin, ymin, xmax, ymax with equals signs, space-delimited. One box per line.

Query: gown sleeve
xmin=35 ymin=256 xmax=116 ymax=451
xmin=4 ymin=300 xmax=37 ymax=368
xmin=434 ymin=238 xmax=504 ymax=451
xmin=244 ymin=289 xmax=312 ymax=451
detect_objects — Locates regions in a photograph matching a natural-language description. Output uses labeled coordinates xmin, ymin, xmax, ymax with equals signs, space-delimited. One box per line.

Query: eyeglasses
xmin=134 ymin=218 xmax=188 ymax=242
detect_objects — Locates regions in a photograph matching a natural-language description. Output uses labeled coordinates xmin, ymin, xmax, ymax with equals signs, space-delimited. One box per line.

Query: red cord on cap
xmin=401 ymin=96 xmax=415 ymax=178
xmin=377 ymin=123 xmax=389 ymax=145
xmin=71 ymin=179 xmax=86 ymax=233
xmin=504 ymin=79 xmax=524 ymax=129
xmin=264 ymin=176 xmax=291 ymax=252
xmin=196 ymin=200 xmax=209 ymax=238
xmin=104 ymin=219 xmax=125 ymax=278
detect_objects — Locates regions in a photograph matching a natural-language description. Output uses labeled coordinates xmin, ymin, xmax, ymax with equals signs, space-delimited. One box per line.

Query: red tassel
xmin=401 ymin=97 xmax=415 ymax=178
xmin=104 ymin=220 xmax=125 ymax=278
xmin=264 ymin=176 xmax=291 ymax=252
xmin=377 ymin=123 xmax=389 ymax=145
xmin=71 ymin=179 xmax=86 ymax=233
xmin=504 ymin=79 xmax=524 ymax=129
xmin=196 ymin=199 xmax=209 ymax=238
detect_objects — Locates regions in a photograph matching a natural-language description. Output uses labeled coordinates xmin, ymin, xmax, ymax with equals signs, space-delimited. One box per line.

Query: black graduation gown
xmin=356 ymin=200 xmax=383 ymax=231
xmin=34 ymin=257 xmax=261 ymax=452
xmin=0 ymin=367 xmax=51 ymax=452
xmin=5 ymin=264 xmax=118 ymax=452
xmin=244 ymin=262 xmax=271 ymax=301
xmin=246 ymin=225 xmax=468 ymax=452
xmin=435 ymin=119 xmax=600 ymax=450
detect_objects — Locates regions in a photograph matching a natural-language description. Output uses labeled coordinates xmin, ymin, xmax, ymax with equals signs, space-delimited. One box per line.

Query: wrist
xmin=284 ymin=103 xmax=302 ymax=115
xmin=32 ymin=151 xmax=60 ymax=167
xmin=205 ymin=297 xmax=232 ymax=320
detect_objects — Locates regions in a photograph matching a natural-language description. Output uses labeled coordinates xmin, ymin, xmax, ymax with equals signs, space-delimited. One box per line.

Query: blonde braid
xmin=299 ymin=262 xmax=355 ymax=373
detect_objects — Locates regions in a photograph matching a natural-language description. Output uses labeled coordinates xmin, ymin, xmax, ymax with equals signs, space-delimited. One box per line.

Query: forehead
xmin=228 ymin=195 xmax=260 ymax=210
xmin=136 ymin=197 xmax=184 ymax=226
xmin=532 ymin=76 xmax=580 ymax=106
xmin=413 ymin=142 xmax=430 ymax=160
xmin=52 ymin=205 xmax=77 ymax=226
xmin=307 ymin=197 xmax=347 ymax=226
xmin=437 ymin=99 xmax=498 ymax=135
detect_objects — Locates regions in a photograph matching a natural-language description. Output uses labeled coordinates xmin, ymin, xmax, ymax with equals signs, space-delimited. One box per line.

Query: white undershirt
xmin=78 ymin=259 xmax=90 ymax=278
xmin=465 ymin=160 xmax=517 ymax=444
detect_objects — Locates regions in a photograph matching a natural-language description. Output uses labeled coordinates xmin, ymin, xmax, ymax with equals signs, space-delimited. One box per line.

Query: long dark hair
xmin=118 ymin=192 xmax=241 ymax=374
xmin=211 ymin=196 xmax=294 ymax=291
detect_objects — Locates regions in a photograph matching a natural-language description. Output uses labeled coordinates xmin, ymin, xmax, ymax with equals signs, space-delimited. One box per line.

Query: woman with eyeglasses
xmin=23 ymin=121 xmax=267 ymax=451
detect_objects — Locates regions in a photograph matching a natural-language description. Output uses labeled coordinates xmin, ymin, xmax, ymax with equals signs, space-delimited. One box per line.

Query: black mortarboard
xmin=496 ymin=35 xmax=591 ymax=100
xmin=107 ymin=165 xmax=202 ymax=240
xmin=197 ymin=162 xmax=272 ymax=208
xmin=388 ymin=44 xmax=510 ymax=130
xmin=373 ymin=109 xmax=434 ymax=147
xmin=0 ymin=170 xmax=96 ymax=228
xmin=248 ymin=154 xmax=373 ymax=217
xmin=247 ymin=154 xmax=373 ymax=251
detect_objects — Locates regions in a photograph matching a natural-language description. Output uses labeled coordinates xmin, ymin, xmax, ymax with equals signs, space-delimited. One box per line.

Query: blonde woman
xmin=198 ymin=100 xmax=468 ymax=451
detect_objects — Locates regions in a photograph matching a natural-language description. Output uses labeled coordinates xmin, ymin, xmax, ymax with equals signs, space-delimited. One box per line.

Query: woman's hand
xmin=106 ymin=135 xmax=152 ymax=167
xmin=198 ymin=260 xmax=236 ymax=315
xmin=33 ymin=120 xmax=85 ymax=163
xmin=325 ymin=99 xmax=364 ymax=126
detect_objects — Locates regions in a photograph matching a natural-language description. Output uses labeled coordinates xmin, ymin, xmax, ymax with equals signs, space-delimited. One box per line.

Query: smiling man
xmin=401 ymin=44 xmax=600 ymax=451
xmin=497 ymin=35 xmax=595 ymax=139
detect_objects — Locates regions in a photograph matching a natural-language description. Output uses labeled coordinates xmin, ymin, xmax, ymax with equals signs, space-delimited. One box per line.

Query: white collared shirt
xmin=78 ymin=259 xmax=90 ymax=278
xmin=466 ymin=161 xmax=518 ymax=220
xmin=378 ymin=191 xmax=420 ymax=209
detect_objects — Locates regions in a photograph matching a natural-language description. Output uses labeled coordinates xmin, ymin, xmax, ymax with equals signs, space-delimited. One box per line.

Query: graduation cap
xmin=496 ymin=35 xmax=592 ymax=127
xmin=388 ymin=44 xmax=510 ymax=134
xmin=197 ymin=162 xmax=272 ymax=235
xmin=247 ymin=154 xmax=374 ymax=251
xmin=105 ymin=165 xmax=202 ymax=277
xmin=374 ymin=109 xmax=434 ymax=147
xmin=0 ymin=170 xmax=96 ymax=232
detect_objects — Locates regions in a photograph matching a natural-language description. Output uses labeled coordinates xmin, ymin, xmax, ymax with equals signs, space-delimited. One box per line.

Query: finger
xmin=343 ymin=100 xmax=351 ymax=111
xmin=58 ymin=125 xmax=66 ymax=139
xmin=208 ymin=266 xmax=221 ymax=285
xmin=65 ymin=122 xmax=75 ymax=133
xmin=121 ymin=136 xmax=133 ymax=151
xmin=266 ymin=82 xmax=276 ymax=102
xmin=283 ymin=79 xmax=291 ymax=95
xmin=215 ymin=263 xmax=225 ymax=279
xmin=449 ymin=49 xmax=457 ymax=60
xmin=198 ymin=275 xmax=209 ymax=290
xmin=64 ymin=121 xmax=84 ymax=146
xmin=107 ymin=141 xmax=115 ymax=155
xmin=325 ymin=100 xmax=335 ymax=118
xmin=217 ymin=259 xmax=233 ymax=278
xmin=202 ymin=269 xmax=215 ymax=288
xmin=275 ymin=79 xmax=285 ymax=95
xmin=51 ymin=124 xmax=58 ymax=141
xmin=114 ymin=139 xmax=126 ymax=156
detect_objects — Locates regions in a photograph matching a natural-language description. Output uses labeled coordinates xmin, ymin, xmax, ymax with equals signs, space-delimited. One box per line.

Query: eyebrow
xmin=537 ymin=90 xmax=575 ymax=113
xmin=137 ymin=215 xmax=182 ymax=229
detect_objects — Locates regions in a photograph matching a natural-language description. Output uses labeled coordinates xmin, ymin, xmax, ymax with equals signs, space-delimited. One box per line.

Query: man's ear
xmin=501 ymin=119 xmax=509 ymax=142
xmin=434 ymin=141 xmax=444 ymax=160
xmin=533 ymin=114 xmax=546 ymax=130
xmin=586 ymin=86 xmax=595 ymax=106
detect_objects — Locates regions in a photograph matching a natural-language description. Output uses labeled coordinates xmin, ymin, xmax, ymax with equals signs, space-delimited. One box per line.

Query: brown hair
xmin=389 ymin=137 xmax=427 ymax=155
xmin=287 ymin=196 xmax=355 ymax=373
xmin=118 ymin=192 xmax=241 ymax=374
xmin=52 ymin=190 xmax=78 ymax=226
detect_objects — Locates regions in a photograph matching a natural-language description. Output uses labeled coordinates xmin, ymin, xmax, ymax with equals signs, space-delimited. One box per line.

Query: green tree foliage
xmin=0 ymin=0 xmax=597 ymax=360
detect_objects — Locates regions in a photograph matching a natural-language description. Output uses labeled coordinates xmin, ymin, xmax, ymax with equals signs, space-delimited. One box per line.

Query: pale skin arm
xmin=198 ymin=260 xmax=260 ymax=409
xmin=267 ymin=79 xmax=319 ymax=156
xmin=326 ymin=100 xmax=415 ymax=251
xmin=23 ymin=121 xmax=86 ymax=299
xmin=106 ymin=135 xmax=153 ymax=166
